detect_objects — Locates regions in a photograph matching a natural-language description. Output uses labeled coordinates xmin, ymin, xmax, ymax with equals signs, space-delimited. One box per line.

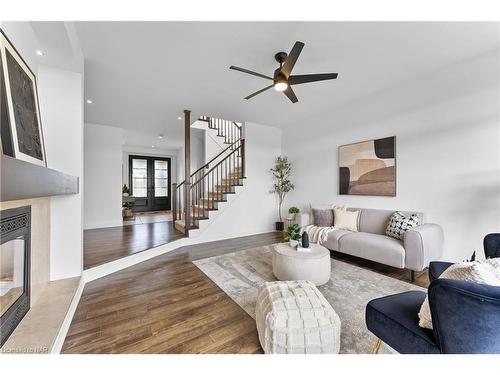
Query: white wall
xmin=0 ymin=22 xmax=85 ymax=281
xmin=191 ymin=128 xmax=205 ymax=172
xmin=195 ymin=122 xmax=282 ymax=240
xmin=283 ymin=50 xmax=500 ymax=262
xmin=38 ymin=65 xmax=84 ymax=280
xmin=84 ymin=123 xmax=123 ymax=229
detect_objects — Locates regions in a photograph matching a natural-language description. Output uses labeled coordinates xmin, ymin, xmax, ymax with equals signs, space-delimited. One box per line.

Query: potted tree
xmin=270 ymin=156 xmax=294 ymax=231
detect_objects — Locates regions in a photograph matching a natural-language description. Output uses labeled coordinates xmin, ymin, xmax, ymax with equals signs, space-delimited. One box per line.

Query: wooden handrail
xmin=191 ymin=138 xmax=241 ymax=178
xmin=173 ymin=115 xmax=245 ymax=229
xmin=175 ymin=138 xmax=241 ymax=191
xmin=191 ymin=142 xmax=242 ymax=189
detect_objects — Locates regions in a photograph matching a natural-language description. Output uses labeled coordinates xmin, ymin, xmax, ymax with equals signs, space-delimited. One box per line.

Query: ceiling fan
xmin=230 ymin=41 xmax=338 ymax=103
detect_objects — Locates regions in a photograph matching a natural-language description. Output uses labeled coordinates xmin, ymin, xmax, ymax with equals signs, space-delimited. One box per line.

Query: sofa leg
xmin=372 ymin=338 xmax=382 ymax=354
xmin=410 ymin=270 xmax=415 ymax=283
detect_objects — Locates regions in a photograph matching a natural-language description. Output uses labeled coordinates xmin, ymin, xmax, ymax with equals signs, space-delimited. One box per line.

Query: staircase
xmin=173 ymin=116 xmax=245 ymax=235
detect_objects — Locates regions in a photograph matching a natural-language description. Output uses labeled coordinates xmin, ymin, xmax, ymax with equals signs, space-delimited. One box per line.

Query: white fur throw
xmin=418 ymin=258 xmax=500 ymax=329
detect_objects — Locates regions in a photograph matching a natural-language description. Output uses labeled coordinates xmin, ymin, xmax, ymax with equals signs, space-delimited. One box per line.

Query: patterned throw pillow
xmin=312 ymin=208 xmax=334 ymax=227
xmin=386 ymin=212 xmax=420 ymax=240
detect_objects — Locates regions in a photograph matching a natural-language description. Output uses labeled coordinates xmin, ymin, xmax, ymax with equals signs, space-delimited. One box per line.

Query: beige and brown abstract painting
xmin=339 ymin=136 xmax=396 ymax=196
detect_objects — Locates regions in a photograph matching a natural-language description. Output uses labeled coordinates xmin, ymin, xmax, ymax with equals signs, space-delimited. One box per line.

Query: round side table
xmin=272 ymin=243 xmax=331 ymax=286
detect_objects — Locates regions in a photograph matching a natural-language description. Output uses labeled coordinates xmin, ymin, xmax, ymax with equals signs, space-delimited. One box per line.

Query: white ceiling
xmin=73 ymin=22 xmax=498 ymax=149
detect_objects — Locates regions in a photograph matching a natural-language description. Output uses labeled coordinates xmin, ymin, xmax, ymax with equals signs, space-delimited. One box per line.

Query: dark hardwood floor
xmin=331 ymin=251 xmax=429 ymax=288
xmin=67 ymin=231 xmax=429 ymax=353
xmin=84 ymin=221 xmax=185 ymax=269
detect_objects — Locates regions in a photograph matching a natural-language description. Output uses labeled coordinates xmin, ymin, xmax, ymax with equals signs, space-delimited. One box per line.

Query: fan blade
xmin=289 ymin=73 xmax=338 ymax=85
xmin=230 ymin=66 xmax=273 ymax=80
xmin=283 ymin=86 xmax=298 ymax=103
xmin=244 ymin=84 xmax=274 ymax=100
xmin=280 ymin=41 xmax=305 ymax=78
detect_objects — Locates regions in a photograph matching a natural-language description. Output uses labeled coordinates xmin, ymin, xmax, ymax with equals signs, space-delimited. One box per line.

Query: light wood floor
xmin=65 ymin=232 xmax=429 ymax=353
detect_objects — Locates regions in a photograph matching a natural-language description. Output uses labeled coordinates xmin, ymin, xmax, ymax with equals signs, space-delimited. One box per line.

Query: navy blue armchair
xmin=366 ymin=234 xmax=500 ymax=354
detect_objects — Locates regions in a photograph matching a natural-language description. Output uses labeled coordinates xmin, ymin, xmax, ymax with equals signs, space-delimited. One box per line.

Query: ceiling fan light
xmin=274 ymin=81 xmax=288 ymax=92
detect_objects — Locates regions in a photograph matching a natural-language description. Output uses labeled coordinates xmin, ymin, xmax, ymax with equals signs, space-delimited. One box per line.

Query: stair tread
xmin=193 ymin=204 xmax=217 ymax=211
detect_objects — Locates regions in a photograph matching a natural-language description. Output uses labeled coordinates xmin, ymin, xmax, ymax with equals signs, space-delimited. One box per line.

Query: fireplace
xmin=0 ymin=206 xmax=31 ymax=347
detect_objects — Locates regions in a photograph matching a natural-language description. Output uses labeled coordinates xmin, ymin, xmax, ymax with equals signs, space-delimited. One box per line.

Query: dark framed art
xmin=338 ymin=136 xmax=396 ymax=196
xmin=0 ymin=29 xmax=46 ymax=166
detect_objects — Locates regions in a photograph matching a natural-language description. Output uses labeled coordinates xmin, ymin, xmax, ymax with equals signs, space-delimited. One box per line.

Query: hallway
xmin=84 ymin=221 xmax=184 ymax=269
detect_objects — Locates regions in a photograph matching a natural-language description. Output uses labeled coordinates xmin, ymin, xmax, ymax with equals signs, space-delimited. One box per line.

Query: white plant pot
xmin=289 ymin=240 xmax=299 ymax=248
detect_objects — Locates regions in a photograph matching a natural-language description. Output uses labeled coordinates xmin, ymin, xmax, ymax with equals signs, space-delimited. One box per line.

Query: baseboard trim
xmin=83 ymin=221 xmax=123 ymax=230
xmin=51 ymin=277 xmax=85 ymax=354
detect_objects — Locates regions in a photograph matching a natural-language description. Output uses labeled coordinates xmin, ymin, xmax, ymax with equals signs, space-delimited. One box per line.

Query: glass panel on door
xmin=154 ymin=160 xmax=169 ymax=197
xmin=131 ymin=158 xmax=148 ymax=197
xmin=129 ymin=155 xmax=171 ymax=212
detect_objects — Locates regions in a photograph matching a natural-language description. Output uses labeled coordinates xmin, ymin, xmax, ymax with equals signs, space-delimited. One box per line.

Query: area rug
xmin=193 ymin=245 xmax=425 ymax=354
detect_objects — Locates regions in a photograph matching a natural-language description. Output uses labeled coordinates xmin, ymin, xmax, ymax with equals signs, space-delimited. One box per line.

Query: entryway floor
xmin=123 ymin=210 xmax=173 ymax=226
xmin=83 ymin=221 xmax=184 ymax=269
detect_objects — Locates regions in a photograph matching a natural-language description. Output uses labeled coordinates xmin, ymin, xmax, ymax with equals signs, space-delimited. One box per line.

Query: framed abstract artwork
xmin=0 ymin=29 xmax=46 ymax=166
xmin=338 ymin=136 xmax=396 ymax=196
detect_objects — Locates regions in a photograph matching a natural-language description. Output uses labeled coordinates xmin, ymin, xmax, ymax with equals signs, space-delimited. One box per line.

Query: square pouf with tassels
xmin=256 ymin=280 xmax=341 ymax=354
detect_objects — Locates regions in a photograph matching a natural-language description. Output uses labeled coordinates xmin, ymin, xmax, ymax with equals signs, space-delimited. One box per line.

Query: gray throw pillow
xmin=312 ymin=208 xmax=334 ymax=227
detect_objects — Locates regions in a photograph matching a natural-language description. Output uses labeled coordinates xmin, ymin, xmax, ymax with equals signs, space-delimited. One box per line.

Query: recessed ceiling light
xmin=86 ymin=99 xmax=93 ymax=104
xmin=158 ymin=134 xmax=164 ymax=139
xmin=151 ymin=145 xmax=155 ymax=148
xmin=35 ymin=50 xmax=44 ymax=56
xmin=177 ymin=116 xmax=182 ymax=120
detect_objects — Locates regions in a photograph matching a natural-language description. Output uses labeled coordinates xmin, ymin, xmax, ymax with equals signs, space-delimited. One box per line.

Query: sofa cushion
xmin=366 ymin=291 xmax=439 ymax=354
xmin=338 ymin=232 xmax=405 ymax=269
xmin=357 ymin=208 xmax=423 ymax=235
xmin=358 ymin=208 xmax=395 ymax=234
xmin=322 ymin=229 xmax=352 ymax=251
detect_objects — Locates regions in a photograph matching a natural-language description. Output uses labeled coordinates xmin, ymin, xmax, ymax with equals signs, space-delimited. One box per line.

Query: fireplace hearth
xmin=0 ymin=206 xmax=31 ymax=347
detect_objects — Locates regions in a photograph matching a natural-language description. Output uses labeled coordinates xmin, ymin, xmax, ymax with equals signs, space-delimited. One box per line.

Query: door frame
xmin=129 ymin=155 xmax=172 ymax=212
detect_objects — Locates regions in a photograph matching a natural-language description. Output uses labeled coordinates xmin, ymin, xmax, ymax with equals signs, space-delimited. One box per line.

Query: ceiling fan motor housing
xmin=274 ymin=51 xmax=288 ymax=64
xmin=273 ymin=67 xmax=286 ymax=81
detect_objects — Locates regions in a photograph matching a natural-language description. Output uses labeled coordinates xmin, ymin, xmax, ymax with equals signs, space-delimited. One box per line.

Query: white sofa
xmin=299 ymin=207 xmax=444 ymax=281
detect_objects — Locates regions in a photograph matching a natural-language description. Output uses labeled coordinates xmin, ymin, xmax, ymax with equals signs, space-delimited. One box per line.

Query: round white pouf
xmin=272 ymin=243 xmax=331 ymax=286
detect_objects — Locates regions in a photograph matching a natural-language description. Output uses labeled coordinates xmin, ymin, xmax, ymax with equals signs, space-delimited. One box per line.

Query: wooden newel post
xmin=241 ymin=138 xmax=245 ymax=178
xmin=184 ymin=109 xmax=191 ymax=235
xmin=172 ymin=183 xmax=177 ymax=221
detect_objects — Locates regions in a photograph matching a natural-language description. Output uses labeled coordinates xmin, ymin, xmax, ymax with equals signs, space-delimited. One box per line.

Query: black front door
xmin=129 ymin=155 xmax=171 ymax=212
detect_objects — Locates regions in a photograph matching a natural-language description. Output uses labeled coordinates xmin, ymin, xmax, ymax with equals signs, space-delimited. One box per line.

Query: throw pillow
xmin=386 ymin=212 xmax=420 ymax=240
xmin=309 ymin=203 xmax=334 ymax=225
xmin=418 ymin=258 xmax=500 ymax=329
xmin=333 ymin=208 xmax=359 ymax=232
xmin=312 ymin=208 xmax=334 ymax=227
